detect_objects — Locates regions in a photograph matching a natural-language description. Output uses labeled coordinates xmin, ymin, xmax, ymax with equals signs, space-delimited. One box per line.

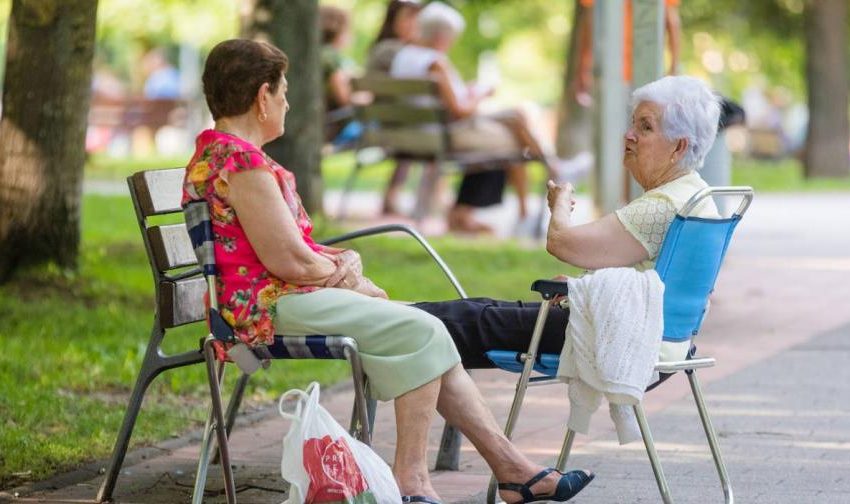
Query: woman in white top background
xmin=390 ymin=1 xmax=592 ymax=234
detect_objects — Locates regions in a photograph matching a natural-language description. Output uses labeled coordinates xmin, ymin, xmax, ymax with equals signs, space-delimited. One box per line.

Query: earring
xmin=258 ymin=111 xmax=268 ymax=123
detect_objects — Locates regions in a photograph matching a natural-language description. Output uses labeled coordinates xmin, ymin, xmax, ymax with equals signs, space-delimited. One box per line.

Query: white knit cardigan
xmin=556 ymin=267 xmax=664 ymax=444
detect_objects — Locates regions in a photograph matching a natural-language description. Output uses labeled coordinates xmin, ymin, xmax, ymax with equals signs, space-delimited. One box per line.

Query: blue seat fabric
xmin=487 ymin=214 xmax=741 ymax=374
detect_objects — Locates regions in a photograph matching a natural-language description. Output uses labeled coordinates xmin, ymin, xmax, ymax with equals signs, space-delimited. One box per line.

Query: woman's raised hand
xmin=546 ymin=180 xmax=576 ymax=213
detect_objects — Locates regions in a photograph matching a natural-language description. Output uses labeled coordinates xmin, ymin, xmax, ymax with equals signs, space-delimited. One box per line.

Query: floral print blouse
xmin=182 ymin=129 xmax=325 ymax=347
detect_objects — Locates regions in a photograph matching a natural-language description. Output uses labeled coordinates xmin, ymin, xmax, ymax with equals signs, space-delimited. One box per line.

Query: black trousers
xmin=412 ymin=297 xmax=570 ymax=369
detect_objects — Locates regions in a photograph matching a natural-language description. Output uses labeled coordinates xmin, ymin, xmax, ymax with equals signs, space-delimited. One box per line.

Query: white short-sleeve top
xmin=615 ymin=171 xmax=720 ymax=362
xmin=616 ymin=171 xmax=720 ymax=272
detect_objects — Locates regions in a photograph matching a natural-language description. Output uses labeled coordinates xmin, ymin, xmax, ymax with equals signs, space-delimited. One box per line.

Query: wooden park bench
xmin=336 ymin=75 xmax=545 ymax=222
xmin=96 ymin=168 xmax=470 ymax=503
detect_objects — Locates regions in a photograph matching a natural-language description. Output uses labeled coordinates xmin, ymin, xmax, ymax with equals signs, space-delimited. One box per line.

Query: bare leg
xmin=506 ymin=163 xmax=529 ymax=219
xmin=437 ymin=364 xmax=588 ymax=503
xmin=491 ymin=109 xmax=574 ymax=180
xmin=383 ymin=161 xmax=411 ymax=215
xmin=447 ymin=205 xmax=495 ymax=234
xmin=394 ymin=377 xmax=442 ymax=500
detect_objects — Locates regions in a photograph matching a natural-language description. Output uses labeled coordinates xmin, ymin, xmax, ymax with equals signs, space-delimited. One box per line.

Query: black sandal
xmin=498 ymin=467 xmax=595 ymax=503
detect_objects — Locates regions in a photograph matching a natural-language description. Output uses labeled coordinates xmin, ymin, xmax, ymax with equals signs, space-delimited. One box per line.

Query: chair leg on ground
xmin=634 ymin=402 xmax=673 ymax=504
xmin=688 ymin=370 xmax=734 ymax=503
xmin=435 ymin=424 xmax=462 ymax=471
xmin=97 ymin=325 xmax=205 ymax=502
xmin=95 ymin=356 xmax=159 ymax=502
xmin=488 ymin=301 xmax=554 ymax=504
xmin=193 ymin=339 xmax=237 ymax=504
xmin=343 ymin=339 xmax=372 ymax=445
xmin=210 ymin=372 xmax=251 ymax=465
xmin=555 ymin=428 xmax=576 ymax=472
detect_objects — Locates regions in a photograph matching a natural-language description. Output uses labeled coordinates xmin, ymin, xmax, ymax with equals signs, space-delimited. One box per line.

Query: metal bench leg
xmin=210 ymin=372 xmax=251 ymax=465
xmin=412 ymin=162 xmax=439 ymax=221
xmin=96 ymin=327 xmax=166 ymax=502
xmin=343 ymin=340 xmax=372 ymax=446
xmin=634 ymin=403 xmax=673 ymax=504
xmin=688 ymin=371 xmax=734 ymax=503
xmin=224 ymin=373 xmax=250 ymax=438
xmin=338 ymin=158 xmax=363 ymax=220
xmin=435 ymin=424 xmax=462 ymax=471
xmin=555 ymin=429 xmax=576 ymax=472
xmin=193 ymin=339 xmax=236 ymax=504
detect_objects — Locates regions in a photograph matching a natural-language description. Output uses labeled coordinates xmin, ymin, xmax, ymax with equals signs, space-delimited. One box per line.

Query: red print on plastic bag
xmin=303 ymin=435 xmax=373 ymax=503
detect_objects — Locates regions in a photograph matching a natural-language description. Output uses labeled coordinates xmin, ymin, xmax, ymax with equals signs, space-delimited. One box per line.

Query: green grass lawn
xmin=731 ymin=157 xmax=850 ymax=191
xmin=0 ymin=194 xmax=578 ymax=489
xmin=87 ymin=151 xmax=850 ymax=194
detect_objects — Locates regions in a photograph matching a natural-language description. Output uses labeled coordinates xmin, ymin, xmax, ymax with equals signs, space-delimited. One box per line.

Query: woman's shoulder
xmin=391 ymin=45 xmax=443 ymax=73
xmin=194 ymin=129 xmax=272 ymax=170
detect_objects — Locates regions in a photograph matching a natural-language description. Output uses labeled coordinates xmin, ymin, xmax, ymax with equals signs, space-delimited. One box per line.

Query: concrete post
xmin=593 ymin=0 xmax=627 ymax=215
xmin=628 ymin=0 xmax=665 ymax=200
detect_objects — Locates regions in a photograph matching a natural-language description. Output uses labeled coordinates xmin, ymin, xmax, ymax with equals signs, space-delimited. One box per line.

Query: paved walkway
xmin=5 ymin=192 xmax=850 ymax=503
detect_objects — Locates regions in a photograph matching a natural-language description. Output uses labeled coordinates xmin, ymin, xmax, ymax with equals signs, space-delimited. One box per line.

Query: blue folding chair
xmin=183 ymin=199 xmax=470 ymax=504
xmin=485 ymin=186 xmax=754 ymax=504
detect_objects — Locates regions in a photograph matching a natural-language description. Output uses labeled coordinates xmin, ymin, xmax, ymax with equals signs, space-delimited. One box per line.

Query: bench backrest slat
xmin=130 ymin=169 xmax=185 ymax=217
xmin=147 ymin=224 xmax=197 ymax=272
xmin=159 ymin=277 xmax=207 ymax=327
xmin=361 ymin=128 xmax=444 ymax=157
xmin=353 ymin=76 xmax=437 ymax=97
xmin=357 ymin=102 xmax=444 ymax=125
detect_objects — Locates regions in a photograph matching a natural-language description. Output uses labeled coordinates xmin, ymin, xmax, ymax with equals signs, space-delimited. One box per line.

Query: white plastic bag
xmin=279 ymin=382 xmax=400 ymax=504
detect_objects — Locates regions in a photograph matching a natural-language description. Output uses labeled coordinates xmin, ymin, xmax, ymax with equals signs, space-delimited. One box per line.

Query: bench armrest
xmin=530 ymin=279 xmax=569 ymax=300
xmin=320 ymin=224 xmax=467 ymax=299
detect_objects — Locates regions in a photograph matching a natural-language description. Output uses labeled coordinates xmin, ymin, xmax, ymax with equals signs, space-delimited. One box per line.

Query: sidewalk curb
xmin=2 ymin=379 xmax=356 ymax=500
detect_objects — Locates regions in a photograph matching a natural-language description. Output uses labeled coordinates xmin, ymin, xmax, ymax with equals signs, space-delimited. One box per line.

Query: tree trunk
xmin=242 ymin=0 xmax=324 ymax=214
xmin=803 ymin=0 xmax=849 ymax=178
xmin=556 ymin=0 xmax=593 ymax=158
xmin=0 ymin=0 xmax=99 ymax=282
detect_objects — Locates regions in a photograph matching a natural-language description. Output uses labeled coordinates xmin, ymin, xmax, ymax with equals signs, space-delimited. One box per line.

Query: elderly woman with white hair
xmin=390 ymin=1 xmax=591 ymax=234
xmin=415 ymin=75 xmax=721 ymax=371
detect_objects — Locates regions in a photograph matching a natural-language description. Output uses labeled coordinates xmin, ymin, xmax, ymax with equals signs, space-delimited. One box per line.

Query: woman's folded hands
xmin=323 ymin=249 xmax=388 ymax=299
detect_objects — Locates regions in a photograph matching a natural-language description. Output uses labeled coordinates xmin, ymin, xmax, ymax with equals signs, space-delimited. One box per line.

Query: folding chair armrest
xmin=654 ymin=357 xmax=716 ymax=374
xmin=320 ymin=223 xmax=467 ymax=299
xmin=530 ymin=279 xmax=569 ymax=300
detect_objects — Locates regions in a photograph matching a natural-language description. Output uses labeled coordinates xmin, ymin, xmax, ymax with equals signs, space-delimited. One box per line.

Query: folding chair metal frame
xmin=97 ymin=168 xmax=468 ymax=503
xmin=485 ymin=186 xmax=754 ymax=504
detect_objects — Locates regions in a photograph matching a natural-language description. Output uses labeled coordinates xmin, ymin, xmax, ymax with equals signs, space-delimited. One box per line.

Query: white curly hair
xmin=631 ymin=76 xmax=721 ymax=171
xmin=417 ymin=1 xmax=466 ymax=43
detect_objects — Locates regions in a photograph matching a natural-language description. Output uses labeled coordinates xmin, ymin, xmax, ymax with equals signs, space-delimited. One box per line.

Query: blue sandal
xmin=498 ymin=467 xmax=594 ymax=503
xmin=401 ymin=496 xmax=442 ymax=504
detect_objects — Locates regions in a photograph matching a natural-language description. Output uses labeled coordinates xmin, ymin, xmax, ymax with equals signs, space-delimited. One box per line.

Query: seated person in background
xmin=185 ymin=38 xmax=593 ymax=504
xmin=142 ymin=48 xmax=181 ymax=99
xmin=366 ymin=0 xmax=423 ymax=215
xmin=414 ymin=75 xmax=721 ymax=368
xmin=366 ymin=0 xmax=422 ymax=74
xmin=319 ymin=5 xmax=363 ymax=147
xmin=390 ymin=1 xmax=593 ymax=234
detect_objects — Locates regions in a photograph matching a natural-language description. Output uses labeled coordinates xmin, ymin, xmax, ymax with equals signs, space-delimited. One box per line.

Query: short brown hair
xmin=202 ymin=39 xmax=289 ymax=120
xmin=319 ymin=6 xmax=349 ymax=45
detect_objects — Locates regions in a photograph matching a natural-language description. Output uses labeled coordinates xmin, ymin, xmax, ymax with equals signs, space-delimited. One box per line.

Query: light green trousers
xmin=274 ymin=288 xmax=461 ymax=401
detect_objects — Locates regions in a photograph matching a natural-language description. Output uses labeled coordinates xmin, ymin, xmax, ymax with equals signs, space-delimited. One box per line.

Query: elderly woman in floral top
xmin=182 ymin=39 xmax=592 ymax=504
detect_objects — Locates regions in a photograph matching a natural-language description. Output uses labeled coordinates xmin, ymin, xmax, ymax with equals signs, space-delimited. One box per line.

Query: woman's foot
xmin=396 ymin=470 xmax=441 ymax=504
xmin=447 ymin=205 xmax=494 ymax=235
xmin=498 ymin=467 xmax=594 ymax=504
